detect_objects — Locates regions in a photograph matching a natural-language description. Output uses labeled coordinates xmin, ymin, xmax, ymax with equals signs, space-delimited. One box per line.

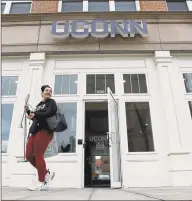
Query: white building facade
xmin=1 ymin=12 xmax=192 ymax=188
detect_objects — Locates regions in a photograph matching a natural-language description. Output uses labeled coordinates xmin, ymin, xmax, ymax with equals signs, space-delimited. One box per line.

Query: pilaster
xmin=154 ymin=51 xmax=182 ymax=153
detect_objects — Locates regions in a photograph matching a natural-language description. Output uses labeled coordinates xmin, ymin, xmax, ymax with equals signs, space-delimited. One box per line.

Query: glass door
xmin=107 ymin=87 xmax=122 ymax=188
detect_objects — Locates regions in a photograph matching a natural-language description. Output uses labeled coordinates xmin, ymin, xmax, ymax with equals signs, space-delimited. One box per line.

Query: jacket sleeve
xmin=34 ymin=99 xmax=57 ymax=119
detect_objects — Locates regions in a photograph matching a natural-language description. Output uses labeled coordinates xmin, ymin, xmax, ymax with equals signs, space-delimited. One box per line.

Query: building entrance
xmin=84 ymin=102 xmax=110 ymax=187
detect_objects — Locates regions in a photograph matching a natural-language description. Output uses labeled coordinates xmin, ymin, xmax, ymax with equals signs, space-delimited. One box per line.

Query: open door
xmin=107 ymin=87 xmax=122 ymax=188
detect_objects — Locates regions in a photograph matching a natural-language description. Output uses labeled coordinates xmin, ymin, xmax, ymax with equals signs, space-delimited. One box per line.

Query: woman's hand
xmin=27 ymin=113 xmax=35 ymax=120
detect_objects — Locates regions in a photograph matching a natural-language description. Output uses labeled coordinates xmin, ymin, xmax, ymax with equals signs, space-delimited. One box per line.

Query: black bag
xmin=46 ymin=110 xmax=68 ymax=132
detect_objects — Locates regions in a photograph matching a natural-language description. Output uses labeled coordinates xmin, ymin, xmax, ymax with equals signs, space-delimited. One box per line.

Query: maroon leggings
xmin=26 ymin=130 xmax=53 ymax=182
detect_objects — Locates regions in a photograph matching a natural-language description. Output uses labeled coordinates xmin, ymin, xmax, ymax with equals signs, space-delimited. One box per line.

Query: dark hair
xmin=41 ymin=85 xmax=51 ymax=93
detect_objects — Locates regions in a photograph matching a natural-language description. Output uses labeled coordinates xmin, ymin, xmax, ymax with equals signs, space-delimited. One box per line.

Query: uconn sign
xmin=51 ymin=20 xmax=148 ymax=39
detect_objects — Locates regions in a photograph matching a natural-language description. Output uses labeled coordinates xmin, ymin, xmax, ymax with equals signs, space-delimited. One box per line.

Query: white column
xmin=8 ymin=53 xmax=46 ymax=158
xmin=28 ymin=52 xmax=46 ymax=109
xmin=154 ymin=51 xmax=182 ymax=153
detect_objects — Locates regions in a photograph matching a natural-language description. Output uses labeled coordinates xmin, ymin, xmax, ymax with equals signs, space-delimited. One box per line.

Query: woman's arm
xmin=33 ymin=99 xmax=57 ymax=119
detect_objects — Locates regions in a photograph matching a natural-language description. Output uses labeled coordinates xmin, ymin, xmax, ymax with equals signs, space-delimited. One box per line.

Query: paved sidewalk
xmin=2 ymin=186 xmax=192 ymax=200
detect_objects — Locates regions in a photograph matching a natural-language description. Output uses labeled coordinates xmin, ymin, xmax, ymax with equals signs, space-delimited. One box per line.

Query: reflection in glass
xmin=125 ymin=102 xmax=154 ymax=152
xmin=183 ymin=73 xmax=192 ymax=93
xmin=56 ymin=103 xmax=77 ymax=153
xmin=86 ymin=74 xmax=115 ymax=94
xmin=91 ymin=156 xmax=110 ymax=183
xmin=131 ymin=74 xmax=139 ymax=93
xmin=87 ymin=75 xmax=96 ymax=94
xmin=189 ymin=101 xmax=192 ymax=119
xmin=123 ymin=74 xmax=147 ymax=94
xmin=2 ymin=104 xmax=14 ymax=153
xmin=96 ymin=74 xmax=105 ymax=94
xmin=106 ymin=74 xmax=115 ymax=94
xmin=2 ymin=76 xmax=18 ymax=96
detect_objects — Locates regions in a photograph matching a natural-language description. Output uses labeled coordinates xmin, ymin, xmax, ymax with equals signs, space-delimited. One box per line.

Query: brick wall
xmin=140 ymin=0 xmax=168 ymax=11
xmin=31 ymin=0 xmax=59 ymax=13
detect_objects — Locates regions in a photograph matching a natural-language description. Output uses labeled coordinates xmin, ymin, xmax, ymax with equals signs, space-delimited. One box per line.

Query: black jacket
xmin=27 ymin=98 xmax=57 ymax=135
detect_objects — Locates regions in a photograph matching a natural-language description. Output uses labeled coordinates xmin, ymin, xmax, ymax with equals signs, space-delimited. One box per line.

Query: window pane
xmin=183 ymin=73 xmax=192 ymax=93
xmin=70 ymin=75 xmax=78 ymax=94
xmin=2 ymin=76 xmax=11 ymax=96
xmin=54 ymin=75 xmax=62 ymax=94
xmin=1 ymin=3 xmax=5 ymax=13
xmin=123 ymin=74 xmax=131 ymax=93
xmin=9 ymin=76 xmax=18 ymax=95
xmin=106 ymin=74 xmax=115 ymax=93
xmin=61 ymin=75 xmax=70 ymax=94
xmin=189 ymin=101 xmax=192 ymax=119
xmin=115 ymin=1 xmax=136 ymax=11
xmin=2 ymin=104 xmax=14 ymax=153
xmin=88 ymin=0 xmax=109 ymax=11
xmin=167 ymin=0 xmax=188 ymax=11
xmin=138 ymin=74 xmax=147 ymax=93
xmin=56 ymin=103 xmax=77 ymax=153
xmin=125 ymin=102 xmax=155 ymax=152
xmin=62 ymin=0 xmax=83 ymax=12
xmin=123 ymin=74 xmax=147 ymax=94
xmin=131 ymin=74 xmax=139 ymax=93
xmin=10 ymin=2 xmax=31 ymax=14
xmin=96 ymin=74 xmax=105 ymax=94
xmin=87 ymin=74 xmax=96 ymax=94
xmin=2 ymin=76 xmax=18 ymax=96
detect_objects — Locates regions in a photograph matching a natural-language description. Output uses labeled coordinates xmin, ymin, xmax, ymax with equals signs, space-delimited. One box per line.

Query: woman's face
xmin=42 ymin=87 xmax=52 ymax=100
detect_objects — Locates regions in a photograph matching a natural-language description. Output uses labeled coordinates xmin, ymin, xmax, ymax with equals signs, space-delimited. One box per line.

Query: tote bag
xmin=44 ymin=133 xmax=58 ymax=158
xmin=46 ymin=108 xmax=68 ymax=132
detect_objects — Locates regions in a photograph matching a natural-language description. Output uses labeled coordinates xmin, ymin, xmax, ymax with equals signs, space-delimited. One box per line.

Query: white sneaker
xmin=45 ymin=170 xmax=55 ymax=187
xmin=28 ymin=181 xmax=48 ymax=191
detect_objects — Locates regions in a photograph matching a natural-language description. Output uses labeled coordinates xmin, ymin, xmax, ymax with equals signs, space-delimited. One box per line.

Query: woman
xmin=25 ymin=85 xmax=57 ymax=191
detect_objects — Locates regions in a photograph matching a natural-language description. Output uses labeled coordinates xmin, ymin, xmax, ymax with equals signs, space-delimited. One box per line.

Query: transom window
xmin=1 ymin=1 xmax=32 ymax=14
xmin=123 ymin=74 xmax=148 ymax=94
xmin=61 ymin=0 xmax=83 ymax=12
xmin=86 ymin=74 xmax=115 ymax=94
xmin=166 ymin=0 xmax=189 ymax=11
xmin=125 ymin=102 xmax=155 ymax=152
xmin=54 ymin=74 xmax=78 ymax=95
xmin=183 ymin=73 xmax=192 ymax=93
xmin=115 ymin=0 xmax=136 ymax=11
xmin=1 ymin=76 xmax=19 ymax=96
xmin=88 ymin=0 xmax=109 ymax=12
